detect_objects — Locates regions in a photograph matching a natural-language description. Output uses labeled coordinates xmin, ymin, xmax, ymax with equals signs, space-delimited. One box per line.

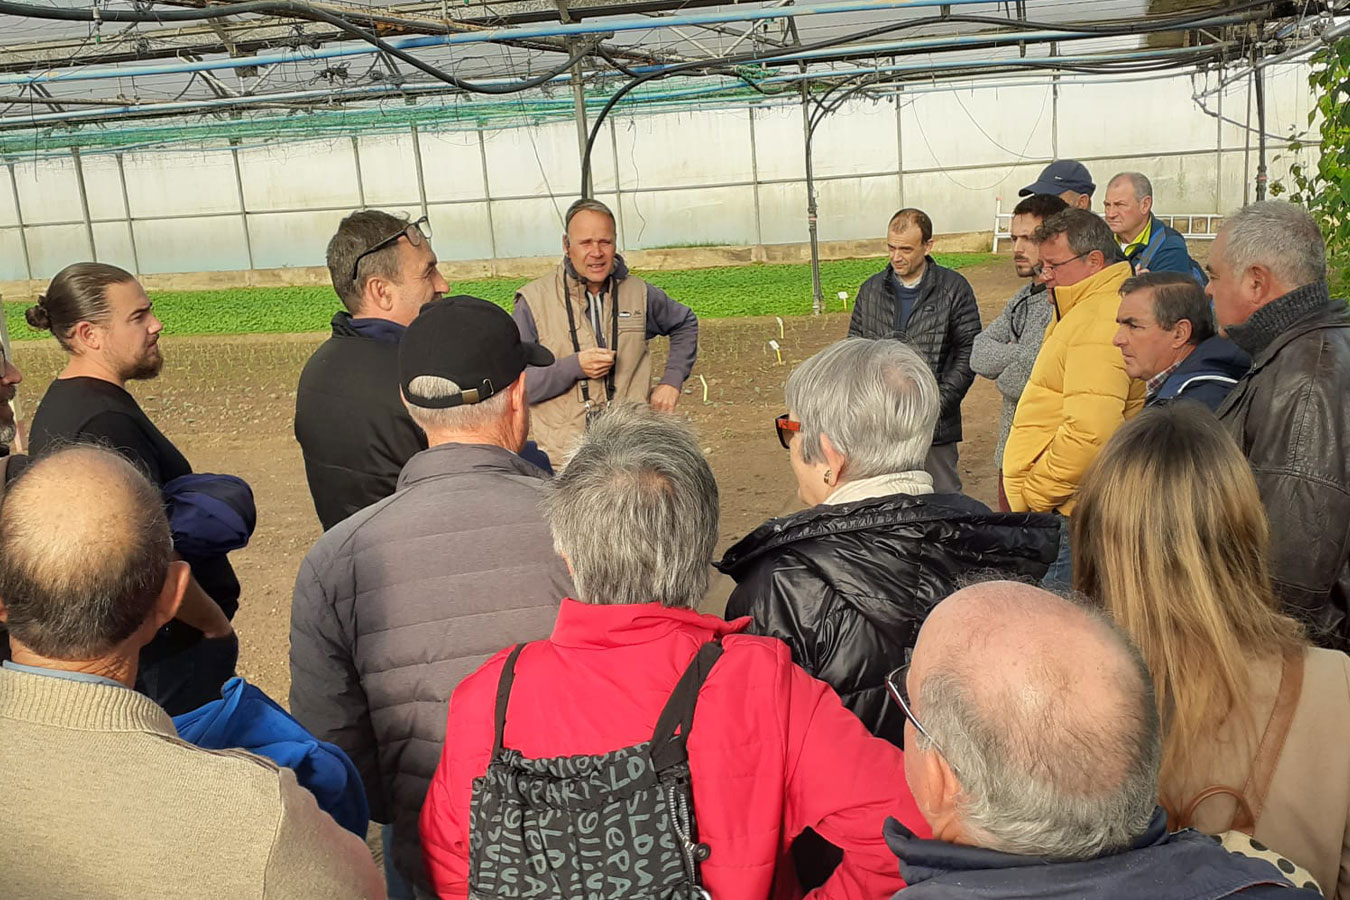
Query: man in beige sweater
xmin=0 ymin=445 xmax=384 ymax=900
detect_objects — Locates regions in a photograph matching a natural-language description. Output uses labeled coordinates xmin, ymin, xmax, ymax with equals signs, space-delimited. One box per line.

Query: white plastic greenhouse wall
xmin=0 ymin=62 xmax=1319 ymax=281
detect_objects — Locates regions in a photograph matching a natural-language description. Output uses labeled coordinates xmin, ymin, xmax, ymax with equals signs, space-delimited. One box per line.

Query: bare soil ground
xmin=9 ymin=256 xmax=1027 ymax=704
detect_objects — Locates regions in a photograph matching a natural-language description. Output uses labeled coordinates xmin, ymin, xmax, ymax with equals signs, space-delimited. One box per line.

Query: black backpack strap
xmin=492 ymin=642 xmax=529 ymax=757
xmin=650 ymin=639 xmax=724 ymax=771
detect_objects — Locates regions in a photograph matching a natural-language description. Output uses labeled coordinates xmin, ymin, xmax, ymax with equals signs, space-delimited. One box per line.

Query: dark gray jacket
xmin=849 ymin=259 xmax=982 ymax=445
xmin=288 ymin=442 xmax=573 ymax=886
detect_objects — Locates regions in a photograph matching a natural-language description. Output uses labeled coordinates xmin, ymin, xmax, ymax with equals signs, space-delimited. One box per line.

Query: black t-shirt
xmin=29 ymin=377 xmax=241 ymax=625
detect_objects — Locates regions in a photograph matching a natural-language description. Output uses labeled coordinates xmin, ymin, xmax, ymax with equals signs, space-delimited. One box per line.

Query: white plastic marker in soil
xmin=768 ymin=340 xmax=783 ymax=365
xmin=699 ymin=374 xmax=710 ymax=404
xmin=776 ymin=317 xmax=785 ymax=339
xmin=837 ymin=291 xmax=850 ymax=310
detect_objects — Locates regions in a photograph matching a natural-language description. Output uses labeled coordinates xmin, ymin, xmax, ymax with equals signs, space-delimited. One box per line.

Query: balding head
xmin=903 ymin=581 xmax=1160 ymax=860
xmin=0 ymin=446 xmax=182 ymax=661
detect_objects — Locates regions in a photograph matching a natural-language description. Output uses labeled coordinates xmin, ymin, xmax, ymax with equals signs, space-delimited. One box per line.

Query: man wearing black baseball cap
xmin=1020 ymin=160 xmax=1095 ymax=210
xmin=290 ymin=295 xmax=575 ymax=899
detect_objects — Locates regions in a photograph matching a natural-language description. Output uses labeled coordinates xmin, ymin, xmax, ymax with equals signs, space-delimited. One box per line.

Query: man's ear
xmin=1171 ymin=317 xmax=1194 ymax=348
xmin=562 ymin=234 xmax=571 ymax=255
xmin=1141 ymin=195 xmax=1154 ymax=217
xmin=819 ymin=432 xmax=848 ymax=479
xmin=69 ymin=320 xmax=101 ymax=353
xmin=362 ymin=274 xmax=395 ymax=315
xmin=508 ymin=374 xmax=529 ymax=411
xmin=1247 ymin=263 xmax=1278 ymax=303
xmin=153 ymin=560 xmax=189 ymax=629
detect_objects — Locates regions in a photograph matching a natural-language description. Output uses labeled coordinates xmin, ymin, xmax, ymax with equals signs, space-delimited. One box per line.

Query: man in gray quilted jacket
xmin=289 ymin=295 xmax=574 ymax=899
xmin=850 ymin=208 xmax=982 ymax=493
xmin=970 ymin=193 xmax=1068 ymax=510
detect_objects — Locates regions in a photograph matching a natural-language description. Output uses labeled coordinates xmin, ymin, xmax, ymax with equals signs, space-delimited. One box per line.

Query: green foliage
xmin=3 ymin=253 xmax=994 ymax=340
xmin=1272 ymin=37 xmax=1350 ymax=293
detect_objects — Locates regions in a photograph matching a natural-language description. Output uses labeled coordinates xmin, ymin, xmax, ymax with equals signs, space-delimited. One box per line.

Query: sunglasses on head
xmin=350 ymin=215 xmax=432 ymax=282
xmin=774 ymin=413 xmax=800 ymax=450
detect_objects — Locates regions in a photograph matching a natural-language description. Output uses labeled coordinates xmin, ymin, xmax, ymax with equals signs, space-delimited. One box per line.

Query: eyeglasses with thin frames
xmin=1037 ymin=249 xmax=1091 ymax=275
xmin=349 ymin=215 xmax=432 ymax=282
xmin=774 ymin=413 xmax=801 ymax=450
xmin=885 ymin=654 xmax=960 ymax=774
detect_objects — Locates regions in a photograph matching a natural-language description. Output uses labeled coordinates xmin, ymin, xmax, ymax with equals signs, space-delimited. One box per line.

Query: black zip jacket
xmin=294 ymin=312 xmax=427 ymax=530
xmin=717 ymin=492 xmax=1059 ymax=746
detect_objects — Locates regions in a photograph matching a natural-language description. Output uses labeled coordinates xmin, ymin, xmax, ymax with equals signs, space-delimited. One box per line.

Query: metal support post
xmin=802 ymin=82 xmax=823 ymax=316
xmin=1254 ymin=58 xmax=1268 ymax=201
xmin=71 ymin=146 xmax=97 ymax=261
xmin=115 ymin=152 xmax=141 ymax=274
xmin=608 ymin=118 xmax=627 ymax=245
xmin=352 ymin=136 xmax=367 ymax=208
xmin=570 ymin=54 xmax=591 ymax=198
xmin=894 ymin=88 xmax=905 ymax=207
xmin=477 ymin=128 xmax=499 ymax=263
xmin=230 ymin=140 xmax=255 ymax=270
xmin=410 ymin=123 xmax=430 ymax=219
xmin=6 ymin=162 xmax=33 ymax=281
xmin=748 ymin=107 xmax=764 ymax=247
xmin=1050 ymin=43 xmax=1060 ymax=160
xmin=1215 ymin=80 xmax=1224 ymax=214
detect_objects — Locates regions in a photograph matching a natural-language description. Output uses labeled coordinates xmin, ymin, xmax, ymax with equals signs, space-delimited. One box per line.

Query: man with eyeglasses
xmin=295 ymin=210 xmax=450 ymax=530
xmin=881 ymin=580 xmax=1321 ymax=900
xmin=1002 ymin=208 xmax=1145 ymax=589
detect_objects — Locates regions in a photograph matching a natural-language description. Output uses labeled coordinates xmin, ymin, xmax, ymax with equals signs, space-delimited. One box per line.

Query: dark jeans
xmin=1041 ymin=513 xmax=1074 ymax=593
xmin=136 ymin=631 xmax=239 ymax=716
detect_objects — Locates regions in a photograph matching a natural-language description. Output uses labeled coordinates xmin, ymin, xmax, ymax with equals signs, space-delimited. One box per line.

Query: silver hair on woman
xmin=785 ymin=338 xmax=940 ymax=480
xmin=544 ymin=403 xmax=718 ymax=609
xmin=1222 ymin=201 xmax=1326 ymax=289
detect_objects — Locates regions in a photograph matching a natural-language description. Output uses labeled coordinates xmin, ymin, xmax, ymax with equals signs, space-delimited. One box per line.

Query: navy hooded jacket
xmin=1148 ymin=335 xmax=1252 ymax=412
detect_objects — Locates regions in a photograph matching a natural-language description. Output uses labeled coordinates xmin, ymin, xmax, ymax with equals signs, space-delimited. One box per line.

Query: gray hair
xmin=1034 ymin=209 xmax=1125 ymax=265
xmin=1120 ymin=272 xmax=1214 ymax=346
xmin=404 ymin=375 xmax=512 ymax=433
xmin=1221 ymin=201 xmax=1326 ymax=290
xmin=1108 ymin=172 xmax=1153 ymax=201
xmin=785 ymin=338 xmax=939 ymax=479
xmin=564 ymin=198 xmax=616 ymax=233
xmin=916 ymin=602 xmax=1162 ymax=861
xmin=544 ymin=404 xmax=717 ymax=609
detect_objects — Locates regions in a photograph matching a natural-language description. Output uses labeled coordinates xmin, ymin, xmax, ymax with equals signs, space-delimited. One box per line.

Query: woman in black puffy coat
xmin=718 ymin=338 xmax=1059 ymax=748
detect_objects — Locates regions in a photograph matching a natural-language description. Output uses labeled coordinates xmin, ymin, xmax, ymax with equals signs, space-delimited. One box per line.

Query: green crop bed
xmin=3 ymin=253 xmax=994 ymax=340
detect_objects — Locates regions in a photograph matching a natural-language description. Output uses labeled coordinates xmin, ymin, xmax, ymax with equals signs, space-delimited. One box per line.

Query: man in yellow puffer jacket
xmin=1003 ymin=209 xmax=1146 ymax=588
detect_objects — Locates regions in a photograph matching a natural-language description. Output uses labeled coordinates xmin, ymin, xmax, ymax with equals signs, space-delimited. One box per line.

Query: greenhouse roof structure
xmin=0 ymin=0 xmax=1344 ymax=158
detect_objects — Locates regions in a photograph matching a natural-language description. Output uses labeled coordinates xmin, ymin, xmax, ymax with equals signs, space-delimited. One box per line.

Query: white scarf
xmin=823 ymin=470 xmax=934 ymax=506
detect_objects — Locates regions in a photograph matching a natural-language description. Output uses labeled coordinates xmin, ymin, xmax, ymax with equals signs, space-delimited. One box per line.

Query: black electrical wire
xmin=0 ymin=0 xmax=600 ymax=95
xmin=577 ymin=0 xmax=1284 ymax=194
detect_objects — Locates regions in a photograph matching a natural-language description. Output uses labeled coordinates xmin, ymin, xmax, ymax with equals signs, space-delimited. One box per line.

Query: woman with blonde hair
xmin=1073 ymin=403 xmax=1350 ymax=898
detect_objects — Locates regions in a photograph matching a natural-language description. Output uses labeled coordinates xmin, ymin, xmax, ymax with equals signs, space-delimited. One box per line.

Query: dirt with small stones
xmin=9 ymin=256 xmax=1028 ymax=704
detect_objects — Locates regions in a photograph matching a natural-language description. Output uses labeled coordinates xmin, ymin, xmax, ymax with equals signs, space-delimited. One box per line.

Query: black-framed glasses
xmin=1037 ymin=250 xmax=1090 ymax=275
xmin=350 ymin=215 xmax=432 ymax=281
xmin=885 ymin=659 xmax=959 ymax=773
xmin=774 ymin=413 xmax=801 ymax=450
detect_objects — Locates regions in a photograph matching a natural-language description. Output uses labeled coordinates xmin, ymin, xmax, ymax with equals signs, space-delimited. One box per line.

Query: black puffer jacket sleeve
xmin=937 ymin=276 xmax=981 ymax=428
xmin=725 ymin=549 xmax=912 ymax=747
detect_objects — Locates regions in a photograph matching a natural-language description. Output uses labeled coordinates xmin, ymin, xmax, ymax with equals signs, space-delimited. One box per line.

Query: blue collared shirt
xmin=2 ymin=660 xmax=127 ymax=690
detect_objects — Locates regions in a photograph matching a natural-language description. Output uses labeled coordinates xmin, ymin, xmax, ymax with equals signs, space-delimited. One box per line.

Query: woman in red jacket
xmin=420 ymin=404 xmax=928 ymax=900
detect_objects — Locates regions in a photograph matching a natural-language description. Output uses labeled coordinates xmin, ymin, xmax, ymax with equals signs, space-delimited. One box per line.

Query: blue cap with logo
xmin=1019 ymin=160 xmax=1095 ymax=198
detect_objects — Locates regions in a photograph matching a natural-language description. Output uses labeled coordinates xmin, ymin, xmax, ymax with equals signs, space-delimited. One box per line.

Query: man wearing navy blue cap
xmin=290 ymin=295 xmax=575 ymax=899
xmin=1021 ymin=160 xmax=1096 ymax=210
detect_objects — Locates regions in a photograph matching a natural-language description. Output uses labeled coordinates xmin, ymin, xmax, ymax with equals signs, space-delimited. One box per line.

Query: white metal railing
xmin=990 ymin=198 xmax=1223 ymax=252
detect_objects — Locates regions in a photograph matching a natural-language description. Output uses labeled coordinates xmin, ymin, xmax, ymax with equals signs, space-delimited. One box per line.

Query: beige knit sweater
xmin=0 ymin=667 xmax=386 ymax=899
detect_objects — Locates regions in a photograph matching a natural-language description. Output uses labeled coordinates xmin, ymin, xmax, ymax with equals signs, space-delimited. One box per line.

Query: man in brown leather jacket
xmin=1208 ymin=201 xmax=1350 ymax=651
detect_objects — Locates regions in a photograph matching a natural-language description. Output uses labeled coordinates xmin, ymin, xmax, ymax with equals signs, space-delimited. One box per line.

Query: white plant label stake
xmin=768 ymin=339 xmax=783 ymax=365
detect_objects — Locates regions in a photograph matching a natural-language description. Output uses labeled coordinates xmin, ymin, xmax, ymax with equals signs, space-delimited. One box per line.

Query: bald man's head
xmin=906 ymin=581 xmax=1161 ymax=860
xmin=0 ymin=446 xmax=172 ymax=660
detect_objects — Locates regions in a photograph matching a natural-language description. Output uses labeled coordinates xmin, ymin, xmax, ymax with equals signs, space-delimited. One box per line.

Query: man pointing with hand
xmin=513 ymin=198 xmax=698 ymax=463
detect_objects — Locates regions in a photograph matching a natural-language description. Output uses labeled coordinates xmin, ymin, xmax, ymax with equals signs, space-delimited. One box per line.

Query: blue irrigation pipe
xmin=0 ymin=0 xmax=1046 ymax=86
xmin=0 ymin=43 xmax=1225 ymax=129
